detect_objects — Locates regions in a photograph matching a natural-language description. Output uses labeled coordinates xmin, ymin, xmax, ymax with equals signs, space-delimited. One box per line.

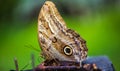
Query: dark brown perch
xmin=34 ymin=56 xmax=115 ymax=71
xmin=35 ymin=66 xmax=86 ymax=71
xmin=10 ymin=56 xmax=115 ymax=71
xmin=34 ymin=59 xmax=101 ymax=71
xmin=35 ymin=64 xmax=101 ymax=71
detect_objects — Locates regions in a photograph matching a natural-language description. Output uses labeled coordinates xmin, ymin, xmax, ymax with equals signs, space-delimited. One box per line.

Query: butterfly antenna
xmin=24 ymin=44 xmax=40 ymax=52
xmin=14 ymin=57 xmax=19 ymax=71
xmin=21 ymin=60 xmax=32 ymax=70
xmin=21 ymin=53 xmax=35 ymax=70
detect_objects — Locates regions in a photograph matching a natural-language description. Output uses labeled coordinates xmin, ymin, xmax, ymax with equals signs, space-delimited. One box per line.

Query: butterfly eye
xmin=64 ymin=46 xmax=73 ymax=56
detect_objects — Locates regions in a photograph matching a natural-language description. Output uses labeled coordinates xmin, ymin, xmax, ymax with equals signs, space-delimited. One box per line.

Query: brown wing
xmin=38 ymin=1 xmax=67 ymax=60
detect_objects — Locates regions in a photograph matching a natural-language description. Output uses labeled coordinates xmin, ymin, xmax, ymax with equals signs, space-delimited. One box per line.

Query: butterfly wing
xmin=38 ymin=1 xmax=68 ymax=60
xmin=38 ymin=1 xmax=88 ymax=64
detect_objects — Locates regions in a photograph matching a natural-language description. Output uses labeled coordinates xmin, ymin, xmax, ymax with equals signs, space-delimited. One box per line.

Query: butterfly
xmin=38 ymin=1 xmax=88 ymax=66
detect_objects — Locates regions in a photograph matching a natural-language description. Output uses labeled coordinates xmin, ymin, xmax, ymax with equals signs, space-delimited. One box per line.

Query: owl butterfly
xmin=38 ymin=1 xmax=88 ymax=66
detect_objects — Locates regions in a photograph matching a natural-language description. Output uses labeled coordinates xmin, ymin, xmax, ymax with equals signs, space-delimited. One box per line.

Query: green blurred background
xmin=0 ymin=0 xmax=120 ymax=71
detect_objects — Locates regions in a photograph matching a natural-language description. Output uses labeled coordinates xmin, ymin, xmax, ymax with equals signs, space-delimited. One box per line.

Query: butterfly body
xmin=38 ymin=1 xmax=88 ymax=66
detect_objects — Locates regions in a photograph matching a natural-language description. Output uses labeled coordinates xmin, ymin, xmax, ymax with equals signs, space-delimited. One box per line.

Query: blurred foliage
xmin=0 ymin=0 xmax=19 ymax=21
xmin=0 ymin=0 xmax=120 ymax=71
